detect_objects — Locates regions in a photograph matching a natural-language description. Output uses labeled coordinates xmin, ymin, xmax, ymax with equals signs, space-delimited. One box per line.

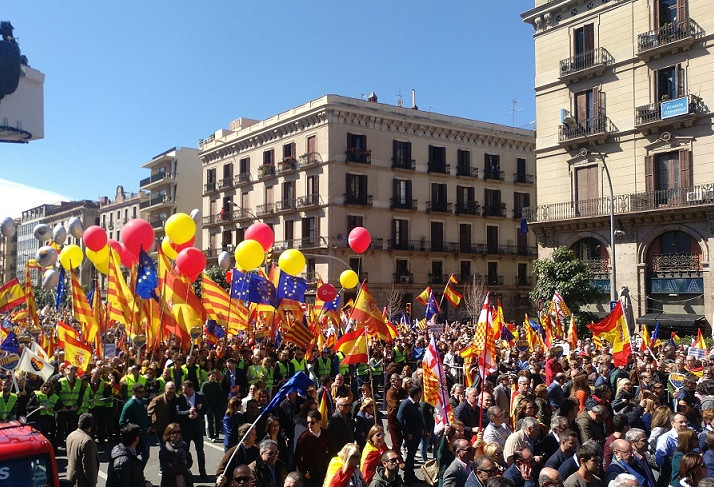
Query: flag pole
xmin=362 ymin=325 xmax=377 ymax=426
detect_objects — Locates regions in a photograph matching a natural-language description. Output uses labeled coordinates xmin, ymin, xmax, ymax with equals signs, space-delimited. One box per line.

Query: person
xmin=295 ymin=410 xmax=332 ymax=487
xmin=386 ymin=373 xmax=407 ymax=455
xmin=483 ymin=406 xmax=512 ymax=448
xmin=285 ymin=472 xmax=305 ymax=487
xmin=328 ymin=397 xmax=356 ymax=453
xmin=231 ymin=465 xmax=255 ymax=487
xmin=202 ymin=371 xmax=223 ymax=443
xmin=66 ymin=413 xmax=99 ymax=487
xmin=323 ymin=442 xmax=365 ymax=487
xmin=119 ymin=383 xmax=151 ymax=465
xmin=176 ymin=380 xmax=208 ymax=480
xmin=397 ymin=386 xmax=424 ymax=483
xmin=677 ymin=452 xmax=707 ymax=487
xmin=454 ymin=386 xmax=486 ymax=439
xmin=544 ymin=429 xmax=578 ymax=471
xmin=671 ymin=429 xmax=698 ymax=487
xmin=563 ymin=443 xmax=603 ymax=487
xmin=368 ymin=450 xmax=403 ymax=487
xmin=224 ymin=397 xmax=244 ymax=451
xmin=603 ymin=414 xmax=629 ymax=471
xmin=107 ymin=423 xmax=153 ymax=487
xmin=264 ymin=416 xmax=290 ymax=466
xmin=250 ymin=439 xmax=288 ymax=487
xmin=437 ymin=421 xmax=465 ymax=487
xmin=502 ymin=447 xmax=536 ymax=487
xmin=361 ymin=425 xmax=389 ymax=485
xmin=355 ymin=398 xmax=378 ymax=450
xmin=655 ymin=412 xmax=690 ymax=469
xmin=604 ymin=439 xmax=653 ymax=487
xmin=56 ymin=365 xmax=83 ymax=443
xmin=576 ymin=405 xmax=606 ymax=444
xmin=465 ymin=455 xmax=499 ymax=487
xmin=570 ymin=375 xmax=590 ymax=414
xmin=503 ymin=417 xmax=539 ymax=466
xmin=609 ymin=474 xmax=638 ymax=487
xmin=442 ymin=439 xmax=474 ymax=487
xmin=27 ymin=381 xmax=59 ymax=443
xmin=159 ymin=423 xmax=194 ymax=487
xmin=537 ymin=467 xmax=563 ymax=487
xmin=216 ymin=424 xmax=260 ymax=487
xmin=623 ymin=428 xmax=656 ymax=487
xmin=148 ymin=381 xmax=179 ymax=445
xmin=703 ymin=430 xmax=714 ymax=478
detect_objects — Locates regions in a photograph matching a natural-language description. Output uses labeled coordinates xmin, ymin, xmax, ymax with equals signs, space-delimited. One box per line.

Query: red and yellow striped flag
xmin=70 ymin=271 xmax=99 ymax=343
xmin=24 ymin=265 xmax=39 ymax=327
xmin=201 ymin=273 xmax=250 ymax=332
xmin=107 ymin=249 xmax=136 ymax=329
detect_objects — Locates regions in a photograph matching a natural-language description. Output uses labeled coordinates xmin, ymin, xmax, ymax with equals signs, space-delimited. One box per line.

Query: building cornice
xmin=522 ymin=0 xmax=632 ymax=36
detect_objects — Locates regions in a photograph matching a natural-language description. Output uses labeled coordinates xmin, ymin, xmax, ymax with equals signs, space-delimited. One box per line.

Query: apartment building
xmin=139 ymin=147 xmax=203 ymax=251
xmin=522 ymin=0 xmax=714 ymax=331
xmin=98 ymin=185 xmax=145 ymax=242
xmin=199 ymin=95 xmax=536 ymax=321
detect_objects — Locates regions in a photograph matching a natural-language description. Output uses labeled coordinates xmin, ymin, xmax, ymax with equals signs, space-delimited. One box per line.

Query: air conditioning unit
xmin=686 ymin=190 xmax=713 ymax=203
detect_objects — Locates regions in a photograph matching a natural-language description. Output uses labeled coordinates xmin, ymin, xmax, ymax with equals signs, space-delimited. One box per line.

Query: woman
xmin=215 ymin=423 xmax=259 ymax=487
xmin=671 ymin=429 xmax=698 ymax=487
xmin=534 ymin=384 xmax=552 ymax=428
xmin=436 ymin=420 xmax=464 ymax=487
xmin=649 ymin=405 xmax=673 ymax=452
xmin=360 ymin=425 xmax=388 ymax=485
xmin=570 ymin=374 xmax=591 ymax=413
xmin=640 ymin=398 xmax=657 ymax=435
xmin=264 ymin=416 xmax=289 ymax=465
xmin=159 ymin=423 xmax=193 ymax=487
xmin=483 ymin=442 xmax=506 ymax=472
xmin=545 ymin=349 xmax=564 ymax=386
xmin=514 ymin=399 xmax=537 ymax=431
xmin=612 ymin=378 xmax=634 ymax=414
xmin=677 ymin=452 xmax=707 ymax=487
xmin=354 ymin=398 xmax=377 ymax=449
xmin=323 ymin=442 xmax=365 ymax=487
xmin=223 ymin=396 xmax=242 ymax=451
xmin=293 ymin=398 xmax=318 ymax=450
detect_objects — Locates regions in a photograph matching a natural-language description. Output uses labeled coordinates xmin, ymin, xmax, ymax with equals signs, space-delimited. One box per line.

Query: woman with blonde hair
xmin=323 ymin=443 xmax=365 ymax=487
xmin=354 ymin=398 xmax=377 ymax=449
xmin=649 ymin=405 xmax=674 ymax=452
xmin=671 ymin=429 xmax=698 ymax=487
xmin=360 ymin=425 xmax=388 ymax=484
xmin=612 ymin=378 xmax=635 ymax=414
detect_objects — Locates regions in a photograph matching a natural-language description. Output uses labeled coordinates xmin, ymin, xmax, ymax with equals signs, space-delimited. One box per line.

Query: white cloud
xmin=0 ymin=178 xmax=72 ymax=218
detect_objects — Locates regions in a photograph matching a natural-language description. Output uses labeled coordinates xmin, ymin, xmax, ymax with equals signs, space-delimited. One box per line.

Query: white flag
xmin=31 ymin=341 xmax=49 ymax=361
xmin=18 ymin=347 xmax=54 ymax=381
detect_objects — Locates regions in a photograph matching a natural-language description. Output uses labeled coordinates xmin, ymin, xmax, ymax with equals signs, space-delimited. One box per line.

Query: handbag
xmin=420 ymin=458 xmax=439 ymax=486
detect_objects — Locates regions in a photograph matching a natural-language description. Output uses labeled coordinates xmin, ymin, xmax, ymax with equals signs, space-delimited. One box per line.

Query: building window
xmin=487 ymin=226 xmax=499 ymax=254
xmin=347 ymin=133 xmax=366 ymax=151
xmin=392 ymin=219 xmax=409 ymax=249
xmin=459 ymin=223 xmax=472 ymax=252
xmin=283 ymin=143 xmax=296 ymax=160
xmin=306 ymin=175 xmax=318 ymax=196
xmin=430 ymin=183 xmax=448 ymax=212
xmin=431 ymin=260 xmax=444 ymax=283
xmin=456 ymin=186 xmax=476 ymax=214
xmin=349 ymin=257 xmax=362 ymax=276
xmin=460 ymin=260 xmax=471 ymax=281
xmin=516 ymin=158 xmax=527 ymax=181
xmin=457 ymin=149 xmax=471 ymax=176
xmin=487 ymin=261 xmax=499 ymax=285
xmin=301 ymin=217 xmax=316 ymax=246
xmin=517 ymin=263 xmax=528 ymax=286
xmin=221 ymin=230 xmax=232 ymax=249
xmin=392 ymin=140 xmax=412 ymax=168
xmin=431 ymin=222 xmax=444 ymax=251
xmin=573 ymin=23 xmax=594 ymax=57
xmin=656 ymin=0 xmax=681 ymax=27
xmin=236 ymin=227 xmax=245 ymax=242
xmin=239 ymin=157 xmax=250 ymax=174
xmin=347 ymin=215 xmax=363 ymax=233
xmin=395 ymin=259 xmax=409 ymax=282
xmin=345 ymin=173 xmax=368 ymax=204
xmin=307 ymin=135 xmax=317 ymax=154
xmin=484 ymin=154 xmax=501 ymax=180
xmin=284 ymin=220 xmax=294 ymax=246
xmin=263 ymin=149 xmax=274 ymax=166
xmin=265 ymin=186 xmax=274 ymax=206
xmin=223 ymin=163 xmax=233 ymax=179
xmin=428 ymin=145 xmax=447 ymax=172
xmin=645 ymin=149 xmax=690 ymax=193
xmin=392 ymin=179 xmax=412 ymax=208
xmin=513 ymin=192 xmax=531 ymax=219
xmin=656 ymin=65 xmax=685 ymax=101
xmin=484 ymin=189 xmax=503 ymax=217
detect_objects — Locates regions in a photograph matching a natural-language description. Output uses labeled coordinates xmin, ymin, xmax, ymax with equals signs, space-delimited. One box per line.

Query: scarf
xmin=612 ymin=458 xmax=647 ymax=487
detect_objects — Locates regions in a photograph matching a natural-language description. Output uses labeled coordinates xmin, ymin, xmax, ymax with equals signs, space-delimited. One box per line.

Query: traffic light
xmin=405 ymin=302 xmax=412 ymax=316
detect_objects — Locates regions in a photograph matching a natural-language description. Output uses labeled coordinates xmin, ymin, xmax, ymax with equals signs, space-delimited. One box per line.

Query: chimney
xmin=367 ymin=92 xmax=378 ymax=102
xmin=411 ymin=89 xmax=418 ymax=110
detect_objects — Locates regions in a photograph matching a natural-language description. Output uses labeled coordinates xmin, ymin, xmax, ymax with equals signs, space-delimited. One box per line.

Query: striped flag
xmin=335 ymin=327 xmax=368 ymax=364
xmin=57 ymin=320 xmax=77 ymax=345
xmin=416 ymin=286 xmax=432 ymax=306
xmin=70 ymin=271 xmax=99 ymax=343
xmin=422 ymin=334 xmax=453 ymax=433
xmin=201 ymin=273 xmax=250 ymax=331
xmin=63 ymin=334 xmax=93 ymax=374
xmin=442 ymin=275 xmax=462 ymax=308
xmin=283 ymin=318 xmax=315 ymax=349
xmin=24 ymin=265 xmax=39 ymax=327
xmin=106 ymin=249 xmax=136 ymax=328
xmin=689 ymin=328 xmax=707 ymax=359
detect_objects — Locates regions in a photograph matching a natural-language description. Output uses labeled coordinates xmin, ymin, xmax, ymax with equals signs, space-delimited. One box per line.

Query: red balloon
xmin=172 ymin=236 xmax=195 ymax=253
xmin=119 ymin=242 xmax=138 ymax=268
xmin=244 ymin=222 xmax=274 ymax=251
xmin=83 ymin=225 xmax=108 ymax=251
xmin=121 ymin=218 xmax=155 ymax=255
xmin=175 ymin=247 xmax=207 ymax=282
xmin=107 ymin=239 xmax=122 ymax=256
xmin=348 ymin=226 xmax=371 ymax=254
xmin=317 ymin=283 xmax=338 ymax=302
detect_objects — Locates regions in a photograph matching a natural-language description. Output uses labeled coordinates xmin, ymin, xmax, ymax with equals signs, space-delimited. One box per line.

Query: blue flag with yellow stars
xmin=277 ymin=272 xmax=308 ymax=302
xmin=230 ymin=270 xmax=277 ymax=306
xmin=136 ymin=249 xmax=159 ymax=300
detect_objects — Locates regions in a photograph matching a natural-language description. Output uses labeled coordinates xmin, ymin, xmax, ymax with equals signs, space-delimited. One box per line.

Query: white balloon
xmin=36 ymin=246 xmax=58 ymax=268
xmin=53 ymin=224 xmax=67 ymax=245
xmin=34 ymin=224 xmax=52 ymax=242
xmin=0 ymin=217 xmax=16 ymax=237
xmin=190 ymin=208 xmax=201 ymax=221
xmin=67 ymin=217 xmax=84 ymax=239
xmin=42 ymin=269 xmax=60 ymax=290
xmin=218 ymin=251 xmax=232 ymax=270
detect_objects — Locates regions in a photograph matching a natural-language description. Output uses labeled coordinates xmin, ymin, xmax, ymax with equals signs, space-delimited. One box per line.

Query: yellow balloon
xmin=161 ymin=236 xmax=178 ymax=260
xmin=164 ymin=213 xmax=196 ymax=245
xmin=234 ymin=239 xmax=264 ymax=271
xmin=94 ymin=257 xmax=109 ymax=275
xmin=86 ymin=245 xmax=109 ymax=264
xmin=59 ymin=244 xmax=83 ymax=270
xmin=27 ymin=258 xmax=38 ymax=267
xmin=340 ymin=269 xmax=359 ymax=289
xmin=278 ymin=249 xmax=306 ymax=276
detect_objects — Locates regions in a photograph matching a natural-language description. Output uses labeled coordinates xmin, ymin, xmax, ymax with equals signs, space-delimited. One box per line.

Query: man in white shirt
xmin=483 ymin=406 xmax=512 ymax=448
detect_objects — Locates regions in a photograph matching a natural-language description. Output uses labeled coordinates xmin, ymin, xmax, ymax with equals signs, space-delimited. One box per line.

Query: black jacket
xmin=159 ymin=440 xmax=194 ymax=487
xmin=175 ymin=392 xmax=206 ymax=434
xmin=327 ymin=411 xmax=355 ymax=453
xmin=107 ymin=443 xmax=146 ymax=487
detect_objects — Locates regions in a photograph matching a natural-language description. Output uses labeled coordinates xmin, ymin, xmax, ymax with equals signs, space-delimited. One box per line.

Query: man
xmin=0 ymin=377 xmax=18 ymax=422
xmin=182 ymin=355 xmax=205 ymax=387
xmin=386 ymin=373 xmax=408 ymax=455
xmin=536 ymin=416 xmax=569 ymax=463
xmin=295 ymin=410 xmax=332 ymax=487
xmin=493 ymin=375 xmax=511 ymax=419
xmin=450 ymin=383 xmax=466 ymax=411
xmin=548 ymin=373 xmax=566 ymax=410
xmin=603 ymin=414 xmax=629 ymax=470
xmin=249 ymin=439 xmax=288 ymax=487
xmin=503 ymin=417 xmax=540 ymax=466
xmin=176 ymin=379 xmax=208 ymax=480
xmin=609 ymin=473 xmax=639 ymax=487
xmin=624 ymin=428 xmax=656 ymax=487
xmin=454 ymin=386 xmax=486 ymax=439
xmin=545 ymin=428 xmax=578 ymax=471
xmin=121 ymin=365 xmax=147 ymax=401
xmin=86 ymin=368 xmax=110 ymax=442
xmin=119 ymin=383 xmax=150 ymax=465
xmin=202 ymin=371 xmax=223 ymax=442
xmin=66 ymin=413 xmax=99 ymax=487
xmin=502 ymin=447 xmax=536 ymax=487
xmin=369 ymin=450 xmax=403 ymax=487
xmin=147 ymin=381 xmax=178 ymax=441
xmin=397 ymin=386 xmax=424 ymax=483
xmin=604 ymin=439 xmax=653 ymax=487
xmin=655 ymin=412 xmax=689 ymax=467
xmin=584 ymin=385 xmax=613 ymax=435
xmin=328 ymin=396 xmax=356 ymax=452
xmin=56 ymin=365 xmax=84 ymax=443
xmin=538 ymin=467 xmax=564 ymax=487
xmin=465 ymin=455 xmax=498 ymax=487
xmin=443 ymin=439 xmax=474 ymax=487
xmin=676 ymin=374 xmax=701 ymax=409
xmin=594 ymin=366 xmax=611 ymax=391
xmin=232 ymin=464 xmax=255 ymax=487
xmin=285 ymin=472 xmax=304 ymax=487
xmin=483 ymin=406 xmax=512 ymax=448
xmin=576 ymin=405 xmax=606 ymax=444
xmin=510 ymin=377 xmax=533 ymax=419
xmin=274 ymin=349 xmax=295 ymax=388
xmin=223 ymin=358 xmax=241 ymax=399
xmin=107 ymin=423 xmax=153 ymax=487
xmin=563 ymin=443 xmax=604 ymax=487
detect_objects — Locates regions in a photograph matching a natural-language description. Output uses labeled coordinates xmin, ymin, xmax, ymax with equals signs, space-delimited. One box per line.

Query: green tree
xmin=192 ymin=265 xmax=228 ymax=298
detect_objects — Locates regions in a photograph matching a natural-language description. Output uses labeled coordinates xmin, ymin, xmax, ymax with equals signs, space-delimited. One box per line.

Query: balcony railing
xmin=275 ymin=199 xmax=297 ymax=212
xmin=299 ymin=152 xmax=323 ymax=168
xmin=637 ymin=18 xmax=702 ymax=56
xmin=204 ymin=182 xmax=217 ymax=193
xmin=635 ymin=94 xmax=703 ymax=127
xmin=297 ymin=194 xmax=321 ymax=207
xmin=483 ymin=170 xmax=505 ymax=181
xmin=256 ymin=203 xmax=274 ymax=216
xmin=149 ymin=216 xmax=167 ymax=229
xmin=235 ymin=172 xmax=252 ymax=185
xmin=487 ymin=275 xmax=504 ymax=286
xmin=140 ymin=170 xmax=171 ymax=188
xmin=558 ymin=115 xmax=615 ymax=143
xmin=651 ymin=253 xmax=701 ymax=273
xmin=514 ymin=173 xmax=534 ymax=184
xmin=139 ymin=194 xmax=172 ymax=209
xmin=455 ymin=202 xmax=480 ymax=215
xmin=391 ymin=198 xmax=417 ymax=210
xmin=456 ymin=165 xmax=478 ymax=178
xmin=426 ymin=201 xmax=452 ymax=213
xmin=343 ymin=193 xmax=373 ymax=206
xmin=394 ymin=272 xmax=414 ymax=284
xmin=218 ymin=177 xmax=234 ymax=190
xmin=523 ymin=183 xmax=714 ymax=223
xmin=482 ymin=203 xmax=507 ymax=217
xmin=559 ymin=47 xmax=614 ymax=80
xmin=278 ymin=158 xmax=297 ymax=173
xmin=391 ymin=158 xmax=416 ymax=170
xmin=427 ymin=162 xmax=450 ymax=174
xmin=345 ymin=149 xmax=371 ymax=164
xmin=429 ymin=273 xmax=448 ymax=284
xmin=514 ymin=276 xmax=533 ymax=286
xmin=232 ymin=208 xmax=254 ymax=221
xmin=258 ymin=164 xmax=276 ymax=179
xmin=583 ymin=258 xmax=610 ymax=276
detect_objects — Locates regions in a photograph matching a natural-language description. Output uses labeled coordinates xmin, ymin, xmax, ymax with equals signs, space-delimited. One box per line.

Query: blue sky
xmin=1 ymin=2 xmax=535 ymax=211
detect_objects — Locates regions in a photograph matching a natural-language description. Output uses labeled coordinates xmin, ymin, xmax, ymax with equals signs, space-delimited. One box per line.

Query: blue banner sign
xmin=650 ymin=278 xmax=703 ymax=294
xmin=661 ymin=97 xmax=689 ymax=119
xmin=594 ymin=279 xmax=610 ymax=293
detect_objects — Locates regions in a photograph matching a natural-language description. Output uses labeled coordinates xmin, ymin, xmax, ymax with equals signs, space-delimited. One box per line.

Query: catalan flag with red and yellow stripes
xmin=24 ymin=265 xmax=39 ymax=327
xmin=70 ymin=271 xmax=99 ymax=343
xmin=106 ymin=249 xmax=136 ymax=329
xmin=201 ymin=273 xmax=250 ymax=333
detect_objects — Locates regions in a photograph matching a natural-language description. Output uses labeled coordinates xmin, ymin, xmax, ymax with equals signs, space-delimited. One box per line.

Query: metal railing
xmin=299 ymin=152 xmax=323 ymax=167
xmin=297 ymin=194 xmax=321 ymax=207
xmin=343 ymin=193 xmax=373 ymax=206
xmin=523 ymin=183 xmax=714 ymax=223
xmin=583 ymin=258 xmax=609 ymax=275
xmin=635 ymin=94 xmax=703 ymax=126
xmin=256 ymin=203 xmax=274 ymax=216
xmin=558 ymin=115 xmax=615 ymax=141
xmin=391 ymin=158 xmax=416 ymax=170
xmin=455 ymin=202 xmax=480 ymax=215
xmin=559 ymin=47 xmax=614 ymax=78
xmin=275 ymin=199 xmax=297 ymax=212
xmin=390 ymin=198 xmax=418 ymax=210
xmin=483 ymin=170 xmax=505 ymax=181
xmin=139 ymin=194 xmax=172 ymax=209
xmin=218 ymin=177 xmax=234 ymax=189
xmin=487 ymin=275 xmax=504 ymax=286
xmin=427 ymin=163 xmax=450 ymax=174
xmin=515 ymin=276 xmax=533 ymax=286
xmin=345 ymin=149 xmax=371 ymax=164
xmin=140 ymin=170 xmax=171 ymax=188
xmin=651 ymin=253 xmax=701 ymax=273
xmin=426 ymin=201 xmax=452 ymax=213
xmin=258 ymin=164 xmax=276 ymax=179
xmin=429 ymin=273 xmax=448 ymax=284
xmin=457 ymin=165 xmax=478 ymax=178
xmin=204 ymin=182 xmax=217 ymax=193
xmin=482 ymin=203 xmax=506 ymax=217
xmin=393 ymin=272 xmax=414 ymax=284
xmin=278 ymin=158 xmax=297 ymax=172
xmin=637 ymin=18 xmax=702 ymax=53
xmin=513 ymin=173 xmax=534 ymax=184
xmin=235 ymin=172 xmax=252 ymax=185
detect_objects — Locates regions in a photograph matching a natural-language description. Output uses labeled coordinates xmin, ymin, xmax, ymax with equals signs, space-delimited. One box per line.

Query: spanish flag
xmin=588 ymin=301 xmax=631 ymax=366
xmin=335 ymin=327 xmax=368 ymax=364
xmin=0 ymin=278 xmax=25 ymax=313
xmin=351 ymin=283 xmax=390 ymax=340
xmin=442 ymin=275 xmax=462 ymax=308
xmin=63 ymin=335 xmax=93 ymax=374
xmin=640 ymin=325 xmax=651 ymax=352
xmin=416 ymin=286 xmax=432 ymax=306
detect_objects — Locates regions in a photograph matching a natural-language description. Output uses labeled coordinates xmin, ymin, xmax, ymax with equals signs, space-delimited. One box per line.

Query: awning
xmin=636 ymin=312 xmax=707 ymax=327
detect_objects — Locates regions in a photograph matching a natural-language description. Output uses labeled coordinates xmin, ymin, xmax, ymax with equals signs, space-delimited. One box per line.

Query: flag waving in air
xmin=689 ymin=328 xmax=707 ymax=359
xmin=442 ymin=275 xmax=462 ymax=308
xmin=588 ymin=300 xmax=631 ymax=366
xmin=351 ymin=283 xmax=391 ymax=340
xmin=422 ymin=334 xmax=452 ymax=434
xmin=0 ymin=278 xmax=25 ymax=313
xmin=335 ymin=327 xmax=368 ymax=364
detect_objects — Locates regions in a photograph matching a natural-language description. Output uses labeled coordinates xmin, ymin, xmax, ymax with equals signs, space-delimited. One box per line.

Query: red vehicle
xmin=0 ymin=421 xmax=59 ymax=486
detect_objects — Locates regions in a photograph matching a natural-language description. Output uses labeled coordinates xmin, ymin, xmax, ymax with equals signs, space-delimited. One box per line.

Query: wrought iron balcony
xmin=299 ymin=152 xmax=322 ymax=168
xmin=297 ymin=194 xmax=321 ymax=207
xmin=235 ymin=172 xmax=252 ymax=185
xmin=637 ymin=18 xmax=703 ymax=60
xmin=256 ymin=203 xmax=274 ymax=216
xmin=514 ymin=275 xmax=533 ymax=286
xmin=275 ymin=199 xmax=297 ymax=212
xmin=204 ymin=182 xmax=217 ymax=194
xmin=559 ymin=47 xmax=614 ymax=82
xmin=394 ymin=272 xmax=414 ymax=284
xmin=635 ymin=94 xmax=704 ymax=134
xmin=391 ymin=158 xmax=416 ymax=170
xmin=483 ymin=170 xmax=505 ymax=181
xmin=523 ymin=183 xmax=714 ymax=223
xmin=218 ymin=177 xmax=234 ymax=190
xmin=426 ymin=201 xmax=452 ymax=213
xmin=297 ymin=237 xmax=319 ymax=249
xmin=149 ymin=216 xmax=167 ymax=229
xmin=513 ymin=172 xmax=534 ymax=184
xmin=258 ymin=164 xmax=276 ymax=179
xmin=232 ymin=207 xmax=254 ymax=221
xmin=482 ymin=203 xmax=506 ymax=217
xmin=558 ymin=115 xmax=615 ymax=146
xmin=455 ymin=202 xmax=480 ymax=216
xmin=457 ymin=165 xmax=478 ymax=178
xmin=390 ymin=198 xmax=417 ymax=210
xmin=343 ymin=193 xmax=373 ymax=206
xmin=427 ymin=162 xmax=450 ymax=174
xmin=458 ymin=243 xmax=487 ymax=254
xmin=429 ymin=273 xmax=448 ymax=284
xmin=140 ymin=170 xmax=171 ymax=188
xmin=139 ymin=194 xmax=173 ymax=210
xmin=651 ymin=253 xmax=701 ymax=275
xmin=345 ymin=148 xmax=371 ymax=164
xmin=278 ymin=158 xmax=297 ymax=173
xmin=583 ymin=258 xmax=609 ymax=277
xmin=487 ymin=274 xmax=504 ymax=286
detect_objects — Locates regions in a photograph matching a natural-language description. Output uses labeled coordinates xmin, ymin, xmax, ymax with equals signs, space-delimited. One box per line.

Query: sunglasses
xmin=264 ymin=450 xmax=277 ymax=457
xmin=234 ymin=476 xmax=251 ymax=484
xmin=170 ymin=431 xmax=181 ymax=435
xmin=385 ymin=457 xmax=400 ymax=464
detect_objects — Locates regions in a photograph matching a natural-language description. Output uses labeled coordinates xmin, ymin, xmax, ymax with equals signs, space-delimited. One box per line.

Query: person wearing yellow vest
xmin=121 ymin=365 xmax=147 ymax=401
xmin=273 ymin=349 xmax=295 ymax=388
xmin=313 ymin=349 xmax=333 ymax=381
xmin=56 ymin=364 xmax=84 ymax=443
xmin=259 ymin=357 xmax=275 ymax=395
xmin=27 ymin=381 xmax=58 ymax=442
xmin=393 ymin=342 xmax=407 ymax=365
xmin=182 ymin=355 xmax=206 ymax=387
xmin=0 ymin=377 xmax=18 ymax=422
xmin=335 ymin=351 xmax=350 ymax=377
xmin=87 ymin=368 xmax=110 ymax=442
xmin=248 ymin=357 xmax=267 ymax=387
xmin=291 ymin=349 xmax=308 ymax=376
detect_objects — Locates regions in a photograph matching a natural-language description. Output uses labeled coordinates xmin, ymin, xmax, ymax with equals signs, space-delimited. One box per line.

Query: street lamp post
xmin=563 ymin=116 xmax=618 ymax=304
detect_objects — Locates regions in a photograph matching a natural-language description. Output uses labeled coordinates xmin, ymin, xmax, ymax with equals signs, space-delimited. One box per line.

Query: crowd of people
xmin=1 ymin=321 xmax=714 ymax=487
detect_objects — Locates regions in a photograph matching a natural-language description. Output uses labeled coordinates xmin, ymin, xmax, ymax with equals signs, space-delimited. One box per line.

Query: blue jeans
xmin=420 ymin=432 xmax=437 ymax=461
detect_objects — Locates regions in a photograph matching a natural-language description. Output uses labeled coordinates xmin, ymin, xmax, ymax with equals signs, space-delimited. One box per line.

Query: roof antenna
xmin=507 ymin=99 xmax=520 ymax=126
xmin=395 ymin=89 xmax=403 ymax=107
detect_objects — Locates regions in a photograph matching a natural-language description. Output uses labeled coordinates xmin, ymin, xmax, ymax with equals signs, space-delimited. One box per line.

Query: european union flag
xmin=425 ymin=292 xmax=440 ymax=320
xmin=277 ymin=272 xmax=308 ymax=302
xmin=136 ymin=249 xmax=159 ymax=300
xmin=56 ymin=267 xmax=66 ymax=310
xmin=0 ymin=331 xmax=19 ymax=354
xmin=501 ymin=325 xmax=515 ymax=342
xmin=230 ymin=270 xmax=277 ymax=306
xmin=322 ymin=294 xmax=340 ymax=312
xmin=86 ymin=288 xmax=95 ymax=308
